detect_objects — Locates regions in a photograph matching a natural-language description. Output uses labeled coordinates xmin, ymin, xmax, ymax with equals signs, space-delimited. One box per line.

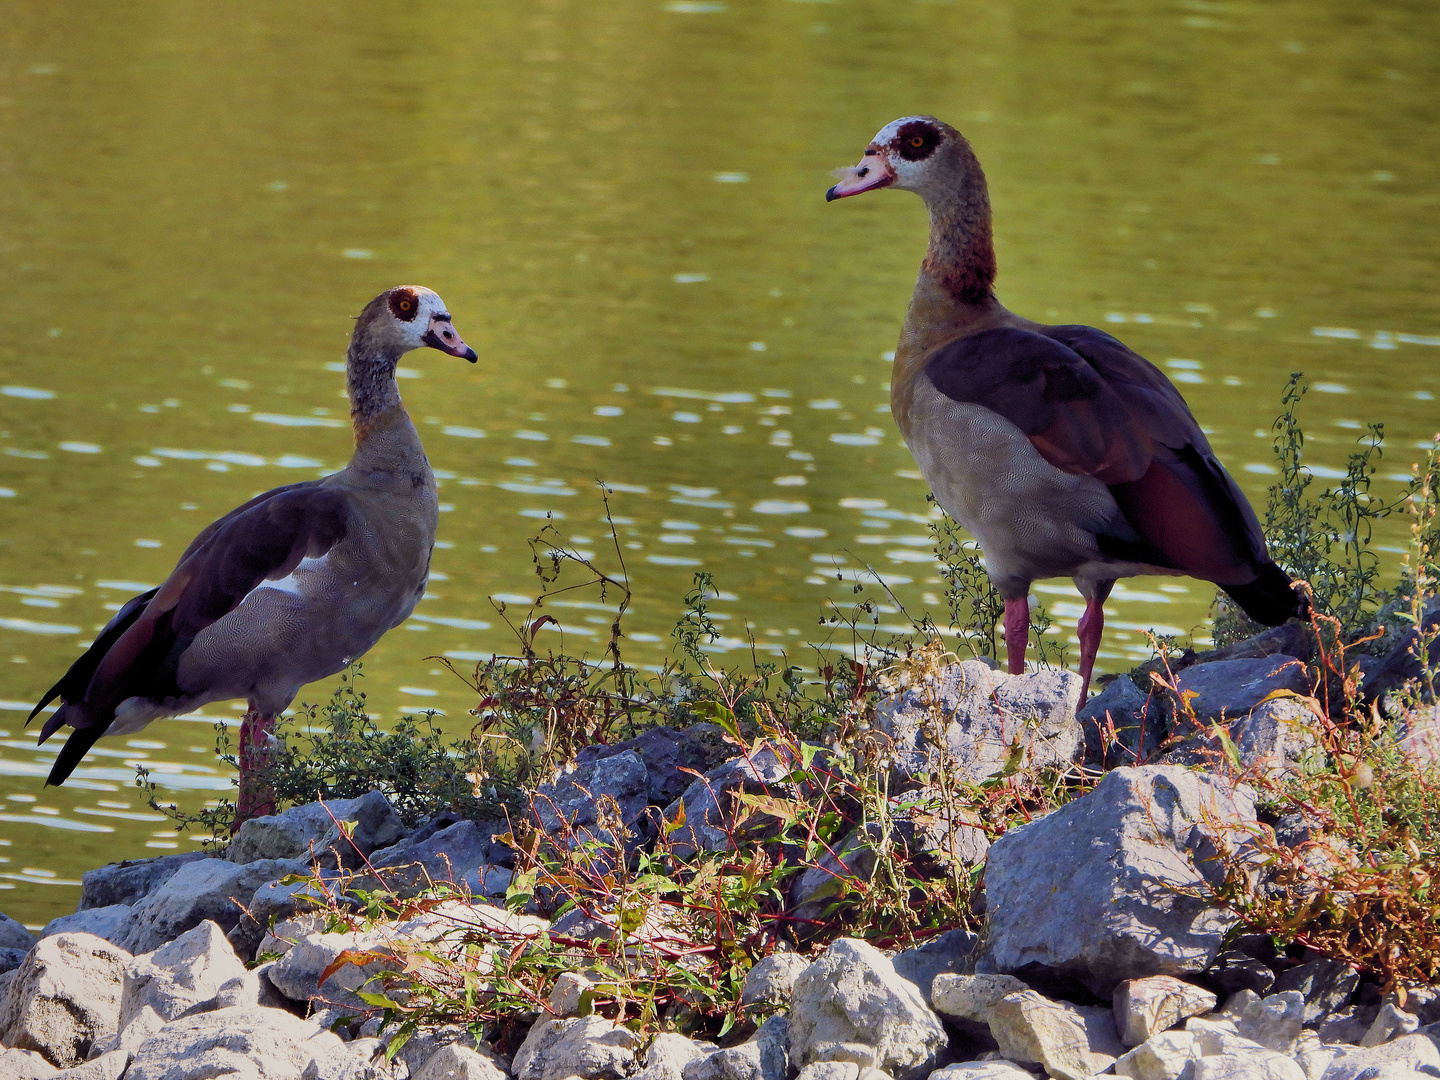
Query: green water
xmin=0 ymin=0 xmax=1435 ymax=926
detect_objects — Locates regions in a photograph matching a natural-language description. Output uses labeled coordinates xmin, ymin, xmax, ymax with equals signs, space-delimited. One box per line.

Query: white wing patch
xmin=255 ymin=554 xmax=330 ymax=599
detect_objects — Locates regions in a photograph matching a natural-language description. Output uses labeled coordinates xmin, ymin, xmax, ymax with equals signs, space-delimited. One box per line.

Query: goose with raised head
xmin=827 ymin=116 xmax=1307 ymax=699
xmin=28 ymin=286 xmax=478 ymax=824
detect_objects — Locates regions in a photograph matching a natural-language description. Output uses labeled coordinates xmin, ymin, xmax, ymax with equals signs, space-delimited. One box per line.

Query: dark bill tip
xmin=825 ymin=185 xmax=839 ymax=202
xmin=464 ymin=347 xmax=478 ymax=363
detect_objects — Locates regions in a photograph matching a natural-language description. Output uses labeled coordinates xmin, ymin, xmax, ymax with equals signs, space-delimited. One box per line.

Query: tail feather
xmin=1220 ymin=561 xmax=1309 ymax=627
xmin=46 ymin=724 xmax=107 ymax=787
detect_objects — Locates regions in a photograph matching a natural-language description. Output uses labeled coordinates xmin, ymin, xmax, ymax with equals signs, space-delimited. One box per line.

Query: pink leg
xmin=234 ymin=708 xmax=277 ymax=831
xmin=1076 ymin=580 xmax=1115 ymax=702
xmin=1003 ymin=596 xmax=1030 ymax=675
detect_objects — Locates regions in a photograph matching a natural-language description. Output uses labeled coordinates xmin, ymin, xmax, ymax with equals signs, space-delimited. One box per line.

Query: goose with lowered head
xmin=827 ymin=116 xmax=1307 ymax=699
xmin=29 ymin=286 xmax=478 ymax=825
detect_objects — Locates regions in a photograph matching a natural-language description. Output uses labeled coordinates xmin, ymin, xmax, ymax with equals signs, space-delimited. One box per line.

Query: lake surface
xmin=0 ymin=0 xmax=1436 ymax=925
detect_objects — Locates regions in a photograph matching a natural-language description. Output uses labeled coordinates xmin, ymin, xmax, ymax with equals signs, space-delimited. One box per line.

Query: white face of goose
xmin=386 ymin=286 xmax=479 ymax=362
xmin=826 ymin=116 xmax=949 ymax=201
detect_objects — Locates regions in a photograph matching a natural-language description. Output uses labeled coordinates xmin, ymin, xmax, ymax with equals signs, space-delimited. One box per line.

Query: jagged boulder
xmin=123 ymin=1005 xmax=352 ymax=1080
xmin=987 ymin=990 xmax=1126 ymax=1080
xmin=41 ymin=906 xmax=134 ymax=949
xmin=227 ymin=791 xmax=405 ymax=868
xmin=982 ymin=765 xmax=1257 ymax=994
xmin=874 ymin=661 xmax=1083 ymax=783
xmin=77 ymin=854 xmax=209 ymax=911
xmin=119 ymin=920 xmax=248 ymax=1027
xmin=121 ymin=857 xmax=307 ymax=955
xmin=786 ymin=938 xmax=946 ymax=1080
xmin=512 ymin=1014 xmax=643 ymax=1080
xmin=0 ymin=932 xmax=129 ymax=1067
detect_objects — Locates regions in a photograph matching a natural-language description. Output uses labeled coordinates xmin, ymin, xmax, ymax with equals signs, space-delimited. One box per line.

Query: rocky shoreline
xmin=1 ymin=615 xmax=1437 ymax=1080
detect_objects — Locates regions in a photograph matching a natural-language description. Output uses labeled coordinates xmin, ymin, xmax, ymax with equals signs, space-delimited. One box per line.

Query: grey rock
xmin=1293 ymin=1031 xmax=1338 ymax=1080
xmin=930 ymin=974 xmax=1029 ymax=1023
xmin=1114 ymin=975 xmax=1216 ymax=1046
xmin=0 ymin=912 xmax=38 ymax=953
xmin=1360 ymin=1002 xmax=1419 ymax=1047
xmin=1164 ymin=698 xmax=1319 ymax=779
xmin=229 ymin=872 xmax=344 ymax=961
xmin=1209 ymin=952 xmax=1276 ymax=997
xmin=1235 ymin=991 xmax=1306 ymax=1053
xmin=1272 ymin=960 xmax=1359 ymax=1027
xmin=1113 ymin=1029 xmax=1196 ymax=1080
xmin=266 ymin=928 xmax=392 ymax=1012
xmin=121 ymin=857 xmax=307 ymax=955
xmin=228 ymin=792 xmax=405 ymax=869
xmin=982 ymin=765 xmax=1256 ymax=995
xmin=572 ymin=723 xmax=732 ymax=806
xmin=740 ymin=954 xmax=812 ymax=1008
xmin=683 ymin=1015 xmax=788 ymax=1080
xmin=1185 ymin=1016 xmax=1257 ymax=1057
xmin=665 ymin=748 xmax=796 ymax=859
xmin=1318 ymin=1007 xmax=1374 ymax=1046
xmin=1170 ymin=656 xmax=1312 ymax=722
xmin=86 ymin=1004 xmax=165 ymax=1061
xmin=124 ymin=1004 xmax=341 ymax=1080
xmin=634 ymin=1033 xmax=715 ymax=1080
xmin=366 ymin=820 xmax=497 ymax=898
xmin=548 ymin=972 xmax=594 ymax=1017
xmin=120 ymin=920 xmax=248 ymax=1028
xmin=1190 ymin=1050 xmax=1305 ymax=1079
xmin=987 ymin=990 xmax=1125 ymax=1080
xmin=926 ymin=1064 xmax=1035 ymax=1080
xmin=1321 ymin=1033 xmax=1440 ymax=1080
xmin=875 ymin=661 xmax=1083 ymax=783
xmin=0 ymin=932 xmax=130 ymax=1067
xmin=1361 ymin=594 xmax=1440 ymax=709
xmin=41 ymin=906 xmax=134 ymax=949
xmin=0 ymin=948 xmax=30 ymax=975
xmin=511 ymin=1014 xmax=643 ymax=1080
xmin=303 ymin=1042 xmax=383 ymax=1080
xmin=787 ymin=938 xmax=947 ymax=1080
xmin=0 ymin=1048 xmax=57 ymax=1079
xmin=891 ymin=931 xmax=979 ymax=1008
xmin=1079 ymin=675 xmax=1163 ymax=768
xmin=381 ymin=1024 xmax=500 ymax=1079
xmin=54 ymin=1048 xmax=129 ymax=1080
xmin=534 ymin=749 xmax=650 ymax=838
xmin=77 ymin=854 xmax=209 ymax=911
xmin=412 ymin=1044 xmax=508 ymax=1080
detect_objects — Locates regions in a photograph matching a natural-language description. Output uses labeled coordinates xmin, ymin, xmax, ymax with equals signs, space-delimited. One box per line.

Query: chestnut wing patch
xmin=921 ymin=325 xmax=1268 ymax=582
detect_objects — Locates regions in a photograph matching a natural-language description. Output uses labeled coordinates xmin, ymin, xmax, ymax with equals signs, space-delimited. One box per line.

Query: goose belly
xmin=905 ymin=383 xmax=1120 ymax=595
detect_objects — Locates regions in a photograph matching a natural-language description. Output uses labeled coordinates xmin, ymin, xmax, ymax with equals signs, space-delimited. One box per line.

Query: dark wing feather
xmin=37 ymin=482 xmax=350 ymax=785
xmin=922 ymin=325 xmax=1270 ymax=585
xmin=29 ymin=587 xmax=157 ymax=732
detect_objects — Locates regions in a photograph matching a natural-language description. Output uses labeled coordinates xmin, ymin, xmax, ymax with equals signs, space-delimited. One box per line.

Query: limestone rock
xmin=265 ymin=928 xmax=392 ymax=1012
xmin=1114 ymin=975 xmax=1217 ymax=1045
xmin=572 ymin=724 xmax=731 ymax=806
xmin=982 ymin=765 xmax=1256 ymax=994
xmin=665 ymin=748 xmax=796 ymax=859
xmin=77 ymin=854 xmax=209 ymax=912
xmin=366 ymin=820 xmax=497 ymax=898
xmin=1190 ymin=1050 xmax=1305 ymax=1079
xmin=682 ymin=1015 xmax=787 ymax=1080
xmin=381 ymin=1024 xmax=504 ymax=1079
xmin=1235 ymin=991 xmax=1305 ymax=1053
xmin=787 ymin=938 xmax=947 ymax=1080
xmin=930 ymin=975 xmax=1029 ymax=1023
xmin=874 ymin=661 xmax=1083 ymax=783
xmin=0 ymin=1047 xmax=57 ymax=1079
xmin=890 ymin=931 xmax=978 ymax=1008
xmin=740 ymin=954 xmax=811 ymax=1008
xmin=86 ymin=1003 xmax=165 ymax=1061
xmin=41 ymin=907 xmax=134 ymax=950
xmin=634 ymin=1033 xmax=716 ymax=1080
xmin=120 ymin=920 xmax=249 ymax=1028
xmin=1359 ymin=1001 xmax=1418 ymax=1047
xmin=124 ymin=1004 xmax=341 ymax=1080
xmin=0 ymin=912 xmax=38 ymax=954
xmin=121 ymin=857 xmax=307 ymax=954
xmin=1113 ymin=1029 xmax=1196 ymax=1080
xmin=229 ymin=873 xmax=343 ymax=961
xmin=0 ymin=932 xmax=130 ymax=1067
xmin=987 ymin=990 xmax=1126 ymax=1080
xmin=1079 ymin=675 xmax=1163 ymax=769
xmin=512 ymin=1014 xmax=642 ymax=1080
xmin=1321 ymin=1033 xmax=1440 ymax=1080
xmin=1292 ymin=1031 xmax=1338 ymax=1080
xmin=412 ymin=1043 xmax=509 ymax=1080
xmin=1272 ymin=960 xmax=1359 ymax=1028
xmin=1171 ymin=656 xmax=1313 ymax=721
xmin=228 ymin=791 xmax=405 ymax=868
xmin=925 ymin=1064 xmax=1035 ymax=1080
xmin=52 ymin=1049 xmax=128 ymax=1080
xmin=534 ymin=749 xmax=651 ymax=840
xmin=549 ymin=972 xmax=595 ymax=1017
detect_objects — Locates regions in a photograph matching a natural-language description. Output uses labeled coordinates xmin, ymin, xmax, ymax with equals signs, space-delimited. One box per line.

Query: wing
xmin=922 ymin=325 xmax=1269 ymax=582
xmin=37 ymin=482 xmax=351 ymax=782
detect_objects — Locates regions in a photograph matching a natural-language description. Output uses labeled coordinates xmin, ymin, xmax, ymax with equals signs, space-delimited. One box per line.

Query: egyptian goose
xmin=827 ymin=117 xmax=1307 ymax=698
xmin=28 ymin=286 xmax=477 ymax=823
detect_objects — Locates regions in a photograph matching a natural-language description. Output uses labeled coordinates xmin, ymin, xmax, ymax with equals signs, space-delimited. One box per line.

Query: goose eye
xmin=910 ymin=136 xmax=925 ymax=147
xmin=399 ymin=299 xmax=412 ymax=312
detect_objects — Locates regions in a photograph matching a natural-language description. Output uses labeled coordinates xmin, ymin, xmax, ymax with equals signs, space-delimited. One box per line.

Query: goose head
xmin=359 ymin=286 xmax=479 ymax=362
xmin=826 ymin=116 xmax=964 ymax=203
